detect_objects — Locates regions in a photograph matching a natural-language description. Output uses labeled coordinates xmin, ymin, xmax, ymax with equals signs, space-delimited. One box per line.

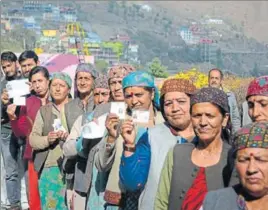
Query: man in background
xmin=18 ymin=50 xmax=39 ymax=78
xmin=208 ymin=68 xmax=241 ymax=132
xmin=1 ymin=51 xmax=29 ymax=210
xmin=1 ymin=50 xmax=39 ymax=210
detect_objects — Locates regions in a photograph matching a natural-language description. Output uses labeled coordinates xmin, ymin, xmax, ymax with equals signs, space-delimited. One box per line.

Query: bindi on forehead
xmin=248 ymin=96 xmax=268 ymax=102
xmin=238 ymin=149 xmax=268 ymax=157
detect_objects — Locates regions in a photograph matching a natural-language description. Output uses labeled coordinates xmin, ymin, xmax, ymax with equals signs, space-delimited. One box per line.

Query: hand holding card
xmin=121 ymin=119 xmax=136 ymax=145
xmin=13 ymin=96 xmax=26 ymax=106
xmin=6 ymin=79 xmax=30 ymax=98
xmin=52 ymin=119 xmax=66 ymax=132
xmin=47 ymin=131 xmax=59 ymax=144
xmin=110 ymin=102 xmax=126 ymax=120
xmin=132 ymin=110 xmax=150 ymax=124
xmin=105 ymin=113 xmax=120 ymax=140
xmin=81 ymin=114 xmax=107 ymax=139
xmin=7 ymin=104 xmax=17 ymax=121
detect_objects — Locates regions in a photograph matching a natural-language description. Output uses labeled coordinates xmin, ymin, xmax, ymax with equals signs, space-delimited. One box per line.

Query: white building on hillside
xmin=179 ymin=26 xmax=199 ymax=45
xmin=141 ymin=5 xmax=152 ymax=12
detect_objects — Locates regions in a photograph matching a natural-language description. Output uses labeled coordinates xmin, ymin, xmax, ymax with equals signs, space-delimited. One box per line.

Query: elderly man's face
xmin=236 ymin=148 xmax=268 ymax=198
xmin=109 ymin=77 xmax=124 ymax=101
xmin=208 ymin=70 xmax=222 ymax=89
xmin=93 ymin=88 xmax=110 ymax=105
xmin=247 ymin=95 xmax=268 ymax=122
xmin=76 ymin=72 xmax=94 ymax=95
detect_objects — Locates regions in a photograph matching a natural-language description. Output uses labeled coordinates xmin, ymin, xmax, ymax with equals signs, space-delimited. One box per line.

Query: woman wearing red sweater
xmin=7 ymin=66 xmax=50 ymax=210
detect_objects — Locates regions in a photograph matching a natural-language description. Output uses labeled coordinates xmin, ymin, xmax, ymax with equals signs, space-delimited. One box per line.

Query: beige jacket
xmin=63 ymin=115 xmax=83 ymax=158
xmin=29 ymin=104 xmax=64 ymax=168
xmin=95 ymin=110 xmax=164 ymax=205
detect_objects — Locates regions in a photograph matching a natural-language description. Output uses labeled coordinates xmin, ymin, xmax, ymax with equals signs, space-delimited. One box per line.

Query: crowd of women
xmin=1 ymin=50 xmax=268 ymax=210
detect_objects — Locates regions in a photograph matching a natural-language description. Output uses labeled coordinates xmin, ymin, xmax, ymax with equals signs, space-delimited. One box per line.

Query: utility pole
xmin=207 ymin=23 xmax=211 ymax=70
xmin=126 ymin=41 xmax=129 ymax=64
xmin=243 ymin=13 xmax=247 ymax=50
xmin=23 ymin=38 xmax=26 ymax=50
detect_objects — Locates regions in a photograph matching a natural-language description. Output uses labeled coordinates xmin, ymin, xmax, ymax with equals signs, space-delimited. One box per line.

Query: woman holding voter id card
xmin=120 ymin=78 xmax=198 ymax=210
xmin=29 ymin=72 xmax=72 ymax=210
xmin=96 ymin=70 xmax=164 ymax=210
xmin=94 ymin=64 xmax=136 ymax=209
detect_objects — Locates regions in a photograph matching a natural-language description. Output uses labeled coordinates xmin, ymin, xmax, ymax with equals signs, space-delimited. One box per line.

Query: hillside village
xmin=1 ymin=1 xmax=268 ymax=76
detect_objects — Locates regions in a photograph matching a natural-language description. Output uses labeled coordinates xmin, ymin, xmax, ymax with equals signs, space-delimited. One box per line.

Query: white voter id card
xmin=110 ymin=102 xmax=126 ymax=120
xmin=132 ymin=110 xmax=150 ymax=123
xmin=13 ymin=96 xmax=26 ymax=106
xmin=52 ymin=119 xmax=66 ymax=132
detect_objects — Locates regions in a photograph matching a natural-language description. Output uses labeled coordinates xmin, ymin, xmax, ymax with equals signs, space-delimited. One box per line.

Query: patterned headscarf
xmin=246 ymin=76 xmax=268 ymax=99
xmin=94 ymin=74 xmax=109 ymax=89
xmin=108 ymin=64 xmax=135 ymax=79
xmin=190 ymin=87 xmax=229 ymax=113
xmin=122 ymin=70 xmax=160 ymax=108
xmin=161 ymin=78 xmax=197 ymax=96
xmin=233 ymin=122 xmax=268 ymax=151
xmin=50 ymin=72 xmax=72 ymax=89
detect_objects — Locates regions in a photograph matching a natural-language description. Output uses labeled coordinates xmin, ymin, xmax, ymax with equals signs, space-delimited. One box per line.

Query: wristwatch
xmin=105 ymin=142 xmax=115 ymax=150
xmin=123 ymin=144 xmax=136 ymax=152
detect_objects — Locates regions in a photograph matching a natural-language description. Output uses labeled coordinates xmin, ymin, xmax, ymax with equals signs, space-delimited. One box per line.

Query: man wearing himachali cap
xmin=62 ymin=74 xmax=111 ymax=210
xmin=64 ymin=63 xmax=97 ymax=132
xmin=62 ymin=64 xmax=135 ymax=210
xmin=62 ymin=63 xmax=97 ymax=209
xmin=93 ymin=74 xmax=111 ymax=105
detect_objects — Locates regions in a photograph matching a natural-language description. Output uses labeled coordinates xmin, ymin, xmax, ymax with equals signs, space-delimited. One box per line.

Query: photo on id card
xmin=110 ymin=102 xmax=126 ymax=119
xmin=132 ymin=110 xmax=150 ymax=123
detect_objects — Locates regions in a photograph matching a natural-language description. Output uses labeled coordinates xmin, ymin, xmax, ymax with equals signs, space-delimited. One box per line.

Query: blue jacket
xmin=120 ymin=126 xmax=188 ymax=191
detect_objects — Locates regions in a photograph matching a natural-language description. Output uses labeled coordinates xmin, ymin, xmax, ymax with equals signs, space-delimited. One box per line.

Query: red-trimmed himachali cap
xmin=108 ymin=64 xmax=135 ymax=79
xmin=233 ymin=122 xmax=268 ymax=151
xmin=246 ymin=76 xmax=268 ymax=99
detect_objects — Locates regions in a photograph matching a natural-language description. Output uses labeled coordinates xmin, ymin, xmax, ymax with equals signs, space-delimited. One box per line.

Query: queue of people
xmin=1 ymin=50 xmax=268 ymax=210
